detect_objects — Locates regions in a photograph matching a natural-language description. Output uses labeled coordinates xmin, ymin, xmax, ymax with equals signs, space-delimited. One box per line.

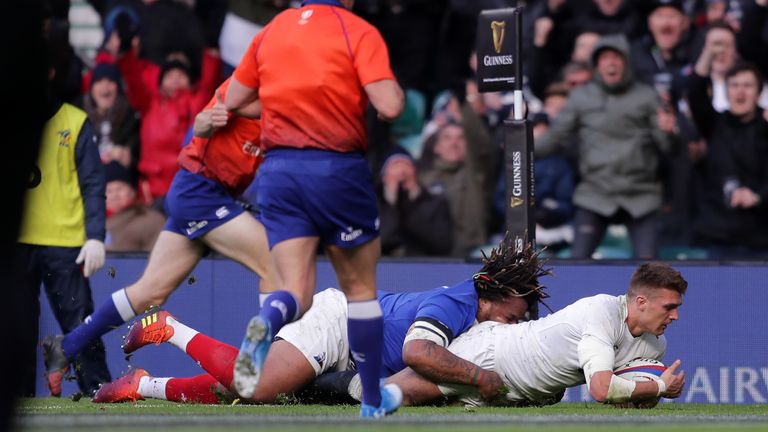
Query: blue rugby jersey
xmin=378 ymin=280 xmax=479 ymax=376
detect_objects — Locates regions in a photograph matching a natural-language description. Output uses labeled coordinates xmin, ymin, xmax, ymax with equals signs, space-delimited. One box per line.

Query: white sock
xmin=166 ymin=316 xmax=199 ymax=352
xmin=138 ymin=376 xmax=170 ymax=400
xmin=259 ymin=293 xmax=270 ymax=307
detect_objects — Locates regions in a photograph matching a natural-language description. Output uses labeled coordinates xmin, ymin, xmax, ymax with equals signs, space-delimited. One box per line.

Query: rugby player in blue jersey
xmin=93 ymin=241 xmax=550 ymax=404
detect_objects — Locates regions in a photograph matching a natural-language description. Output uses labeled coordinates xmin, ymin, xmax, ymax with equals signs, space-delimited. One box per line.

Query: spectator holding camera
xmin=687 ymin=30 xmax=768 ymax=259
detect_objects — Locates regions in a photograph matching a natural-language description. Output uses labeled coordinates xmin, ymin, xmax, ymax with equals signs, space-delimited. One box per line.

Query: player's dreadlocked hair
xmin=472 ymin=238 xmax=552 ymax=312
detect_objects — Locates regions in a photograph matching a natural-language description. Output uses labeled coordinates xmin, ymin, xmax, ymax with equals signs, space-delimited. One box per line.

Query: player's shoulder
xmin=570 ymin=294 xmax=625 ymax=324
xmin=575 ymin=293 xmax=621 ymax=309
xmin=427 ymin=279 xmax=476 ymax=302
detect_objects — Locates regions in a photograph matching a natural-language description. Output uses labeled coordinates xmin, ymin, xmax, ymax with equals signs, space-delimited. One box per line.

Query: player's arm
xmin=364 ymin=79 xmax=404 ymax=122
xmin=579 ymin=336 xmax=685 ymax=403
xmin=402 ymin=320 xmax=503 ymax=401
xmin=225 ymin=30 xmax=266 ymax=113
xmin=224 ymin=77 xmax=260 ymax=115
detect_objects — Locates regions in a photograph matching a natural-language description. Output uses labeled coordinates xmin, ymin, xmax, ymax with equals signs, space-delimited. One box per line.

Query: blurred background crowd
xmin=52 ymin=0 xmax=768 ymax=260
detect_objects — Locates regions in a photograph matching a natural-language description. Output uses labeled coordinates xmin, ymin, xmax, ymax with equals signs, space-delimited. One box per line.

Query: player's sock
xmin=347 ymin=299 xmax=384 ymax=407
xmin=164 ymin=374 xmax=222 ymax=404
xmin=185 ymin=333 xmax=238 ymax=390
xmin=137 ymin=375 xmax=170 ymax=400
xmin=258 ymin=291 xmax=299 ymax=338
xmin=259 ymin=293 xmax=270 ymax=308
xmin=165 ymin=316 xmax=199 ymax=352
xmin=62 ymin=289 xmax=135 ymax=359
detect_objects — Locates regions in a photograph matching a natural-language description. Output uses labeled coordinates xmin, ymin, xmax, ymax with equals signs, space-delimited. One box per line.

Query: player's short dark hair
xmin=726 ymin=61 xmax=764 ymax=94
xmin=472 ymin=237 xmax=551 ymax=310
xmin=628 ymin=262 xmax=688 ymax=298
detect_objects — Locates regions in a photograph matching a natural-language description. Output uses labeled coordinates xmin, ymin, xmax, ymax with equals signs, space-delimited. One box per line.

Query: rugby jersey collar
xmin=301 ymin=0 xmax=344 ymax=7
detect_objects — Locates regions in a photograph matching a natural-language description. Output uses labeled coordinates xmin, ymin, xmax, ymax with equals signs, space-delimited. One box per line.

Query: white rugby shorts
xmin=275 ymin=288 xmax=352 ymax=376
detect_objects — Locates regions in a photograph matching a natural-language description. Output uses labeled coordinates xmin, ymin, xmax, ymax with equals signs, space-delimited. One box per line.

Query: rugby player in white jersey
xmin=388 ymin=262 xmax=687 ymax=407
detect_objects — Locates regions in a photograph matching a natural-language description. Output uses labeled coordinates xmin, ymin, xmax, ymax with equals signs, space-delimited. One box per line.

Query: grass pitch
xmin=15 ymin=398 xmax=768 ymax=432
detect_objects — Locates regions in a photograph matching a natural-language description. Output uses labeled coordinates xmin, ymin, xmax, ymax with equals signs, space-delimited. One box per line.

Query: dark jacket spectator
xmin=688 ymin=58 xmax=768 ymax=256
xmin=630 ymin=0 xmax=697 ymax=94
xmin=377 ymin=150 xmax=453 ymax=257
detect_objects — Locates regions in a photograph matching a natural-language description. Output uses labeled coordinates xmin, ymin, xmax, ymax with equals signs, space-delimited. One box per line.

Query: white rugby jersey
xmin=448 ymin=294 xmax=666 ymax=405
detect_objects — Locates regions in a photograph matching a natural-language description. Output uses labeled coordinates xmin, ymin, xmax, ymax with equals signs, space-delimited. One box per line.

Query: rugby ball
xmin=613 ymin=358 xmax=666 ymax=382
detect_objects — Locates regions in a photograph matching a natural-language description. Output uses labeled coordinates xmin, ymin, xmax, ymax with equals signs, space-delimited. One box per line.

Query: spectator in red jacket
xmin=106 ymin=29 xmax=221 ymax=205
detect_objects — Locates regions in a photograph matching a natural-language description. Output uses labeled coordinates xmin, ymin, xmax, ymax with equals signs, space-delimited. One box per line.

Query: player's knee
xmin=126 ymin=281 xmax=173 ymax=312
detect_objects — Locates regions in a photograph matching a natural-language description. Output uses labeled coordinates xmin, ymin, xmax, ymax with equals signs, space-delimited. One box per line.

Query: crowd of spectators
xmin=54 ymin=0 xmax=767 ymax=260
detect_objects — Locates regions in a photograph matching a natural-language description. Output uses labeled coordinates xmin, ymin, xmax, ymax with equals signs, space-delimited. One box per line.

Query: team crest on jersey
xmin=299 ymin=9 xmax=313 ymax=25
xmin=242 ymin=140 xmax=260 ymax=157
xmin=57 ymin=129 xmax=72 ymax=148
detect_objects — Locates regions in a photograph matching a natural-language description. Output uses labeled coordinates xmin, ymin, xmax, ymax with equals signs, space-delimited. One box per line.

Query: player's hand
xmin=659 ymin=359 xmax=685 ymax=399
xmin=211 ymin=89 xmax=230 ymax=129
xmin=76 ymin=239 xmax=105 ymax=278
xmin=476 ymin=369 xmax=505 ymax=401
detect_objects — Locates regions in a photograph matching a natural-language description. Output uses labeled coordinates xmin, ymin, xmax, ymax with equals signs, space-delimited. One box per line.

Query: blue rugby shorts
xmin=256 ymin=148 xmax=380 ymax=249
xmin=163 ymin=168 xmax=245 ymax=239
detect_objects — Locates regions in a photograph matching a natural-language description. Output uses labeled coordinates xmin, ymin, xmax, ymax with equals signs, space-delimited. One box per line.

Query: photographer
xmin=377 ymin=149 xmax=453 ymax=257
xmin=687 ymin=28 xmax=768 ymax=259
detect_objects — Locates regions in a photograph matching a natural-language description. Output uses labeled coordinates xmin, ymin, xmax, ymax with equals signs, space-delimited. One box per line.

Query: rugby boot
xmin=122 ymin=309 xmax=175 ymax=354
xmin=92 ymin=368 xmax=149 ymax=403
xmin=42 ymin=335 xmax=70 ymax=397
xmin=360 ymin=383 xmax=403 ymax=418
xmin=233 ymin=315 xmax=271 ymax=398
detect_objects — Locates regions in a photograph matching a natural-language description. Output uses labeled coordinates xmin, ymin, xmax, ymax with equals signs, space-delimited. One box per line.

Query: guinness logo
xmin=510 ymin=196 xmax=524 ymax=208
xmin=491 ymin=20 xmax=505 ymax=54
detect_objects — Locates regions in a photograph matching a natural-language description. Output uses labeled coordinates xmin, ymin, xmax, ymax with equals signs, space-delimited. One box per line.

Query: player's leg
xmin=94 ymin=368 xmax=227 ymax=404
xmin=251 ymin=287 xmax=352 ymax=402
xmin=52 ymin=232 xmax=203 ymax=369
xmin=233 ymin=236 xmax=318 ymax=397
xmin=200 ymin=211 xmax=276 ymax=296
xmin=317 ymin=150 xmax=395 ymax=416
xmin=122 ymin=314 xmax=318 ymax=402
xmin=326 ymin=238 xmax=398 ymax=415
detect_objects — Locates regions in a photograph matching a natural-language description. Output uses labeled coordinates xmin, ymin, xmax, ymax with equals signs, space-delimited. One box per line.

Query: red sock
xmin=185 ymin=333 xmax=238 ymax=390
xmin=165 ymin=374 xmax=222 ymax=404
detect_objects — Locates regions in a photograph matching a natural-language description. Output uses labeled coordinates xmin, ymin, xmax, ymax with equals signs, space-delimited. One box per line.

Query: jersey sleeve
xmin=232 ymin=27 xmax=269 ymax=89
xmin=407 ymin=289 xmax=476 ymax=347
xmin=353 ymin=27 xmax=395 ymax=86
xmin=577 ymin=304 xmax=618 ymax=384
